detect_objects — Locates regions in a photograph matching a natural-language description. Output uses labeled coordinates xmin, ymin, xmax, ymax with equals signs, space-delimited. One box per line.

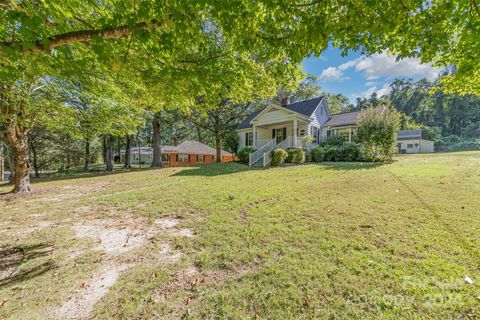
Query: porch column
xmin=253 ymin=125 xmax=257 ymax=148
xmin=293 ymin=118 xmax=298 ymax=148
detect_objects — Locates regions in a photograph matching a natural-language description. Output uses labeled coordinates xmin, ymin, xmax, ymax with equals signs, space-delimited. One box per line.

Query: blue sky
xmin=301 ymin=47 xmax=439 ymax=103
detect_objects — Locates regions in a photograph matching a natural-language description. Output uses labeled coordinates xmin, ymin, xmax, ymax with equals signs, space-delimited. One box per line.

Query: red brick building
xmin=120 ymin=140 xmax=234 ymax=167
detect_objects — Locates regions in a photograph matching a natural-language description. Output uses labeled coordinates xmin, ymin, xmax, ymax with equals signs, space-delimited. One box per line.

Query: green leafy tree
xmin=326 ymin=93 xmax=354 ymax=114
xmin=0 ymin=76 xmax=59 ymax=192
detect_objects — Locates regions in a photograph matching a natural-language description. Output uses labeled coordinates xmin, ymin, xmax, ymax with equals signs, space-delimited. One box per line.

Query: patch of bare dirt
xmin=53 ymin=262 xmax=128 ymax=319
xmin=151 ymin=265 xmax=253 ymax=318
xmin=51 ymin=216 xmax=193 ymax=320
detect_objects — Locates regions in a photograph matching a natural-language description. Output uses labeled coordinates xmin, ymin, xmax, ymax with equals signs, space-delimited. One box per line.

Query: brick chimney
xmin=281 ymin=96 xmax=290 ymax=106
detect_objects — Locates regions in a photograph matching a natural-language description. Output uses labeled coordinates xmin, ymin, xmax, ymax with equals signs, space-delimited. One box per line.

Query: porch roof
xmin=238 ymin=96 xmax=324 ymax=129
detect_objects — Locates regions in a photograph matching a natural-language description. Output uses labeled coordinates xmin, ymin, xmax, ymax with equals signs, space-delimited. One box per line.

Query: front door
xmin=272 ymin=127 xmax=286 ymax=144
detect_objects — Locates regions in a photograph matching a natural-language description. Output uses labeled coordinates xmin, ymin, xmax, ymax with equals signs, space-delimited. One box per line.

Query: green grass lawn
xmin=1 ymin=152 xmax=479 ymax=319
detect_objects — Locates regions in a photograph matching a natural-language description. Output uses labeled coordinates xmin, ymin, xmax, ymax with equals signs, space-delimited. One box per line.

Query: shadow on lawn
xmin=316 ymin=161 xmax=389 ymax=171
xmin=172 ymin=162 xmax=250 ymax=177
xmin=0 ymin=243 xmax=56 ymax=288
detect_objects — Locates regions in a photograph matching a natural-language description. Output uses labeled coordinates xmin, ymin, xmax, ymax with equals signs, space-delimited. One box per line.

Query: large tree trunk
xmin=124 ymin=135 xmax=131 ymax=169
xmin=5 ymin=121 xmax=31 ymax=193
xmin=215 ymin=135 xmax=222 ymax=163
xmin=30 ymin=143 xmax=40 ymax=178
xmin=83 ymin=139 xmax=90 ymax=172
xmin=5 ymin=144 xmax=14 ymax=181
xmin=151 ymin=112 xmax=163 ymax=168
xmin=196 ymin=126 xmax=203 ymax=143
xmin=104 ymin=135 xmax=114 ymax=172
xmin=0 ymin=142 xmax=4 ymax=182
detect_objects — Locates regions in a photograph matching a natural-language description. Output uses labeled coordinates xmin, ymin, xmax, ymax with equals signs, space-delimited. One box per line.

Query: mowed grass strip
xmin=0 ymin=152 xmax=479 ymax=319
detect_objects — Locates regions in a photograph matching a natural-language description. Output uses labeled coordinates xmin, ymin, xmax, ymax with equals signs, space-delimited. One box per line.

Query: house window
xmin=326 ymin=130 xmax=332 ymax=137
xmin=245 ymin=132 xmax=253 ymax=146
xmin=272 ymin=127 xmax=286 ymax=143
xmin=177 ymin=154 xmax=189 ymax=162
xmin=407 ymin=144 xmax=414 ymax=148
xmin=197 ymin=155 xmax=204 ymax=162
xmin=311 ymin=126 xmax=319 ymax=143
xmin=134 ymin=154 xmax=139 ymax=161
xmin=336 ymin=129 xmax=350 ymax=141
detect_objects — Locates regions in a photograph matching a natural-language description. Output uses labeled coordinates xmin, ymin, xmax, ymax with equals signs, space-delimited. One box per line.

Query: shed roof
xmin=397 ymin=129 xmax=422 ymax=138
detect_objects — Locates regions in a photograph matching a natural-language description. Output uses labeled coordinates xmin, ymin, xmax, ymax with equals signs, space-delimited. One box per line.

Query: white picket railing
xmin=276 ymin=137 xmax=291 ymax=149
xmin=249 ymin=138 xmax=276 ymax=167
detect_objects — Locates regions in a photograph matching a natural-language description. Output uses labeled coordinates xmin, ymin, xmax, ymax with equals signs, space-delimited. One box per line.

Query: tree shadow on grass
xmin=0 ymin=243 xmax=56 ymax=288
xmin=314 ymin=161 xmax=389 ymax=171
xmin=171 ymin=162 xmax=250 ymax=177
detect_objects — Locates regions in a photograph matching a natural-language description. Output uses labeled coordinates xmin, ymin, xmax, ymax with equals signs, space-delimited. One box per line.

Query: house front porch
xmin=239 ymin=118 xmax=312 ymax=150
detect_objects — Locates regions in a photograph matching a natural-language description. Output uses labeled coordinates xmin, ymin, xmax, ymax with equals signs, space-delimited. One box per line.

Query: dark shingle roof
xmin=323 ymin=111 xmax=361 ymax=127
xmin=397 ymin=129 xmax=422 ymax=138
xmin=238 ymin=97 xmax=324 ymax=129
xmin=283 ymin=96 xmax=324 ymax=117
xmin=238 ymin=110 xmax=262 ymax=129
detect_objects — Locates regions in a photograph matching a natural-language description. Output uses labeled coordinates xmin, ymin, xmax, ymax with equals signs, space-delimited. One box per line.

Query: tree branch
xmin=471 ymin=0 xmax=480 ymax=17
xmin=0 ymin=19 xmax=166 ymax=52
xmin=287 ymin=0 xmax=322 ymax=7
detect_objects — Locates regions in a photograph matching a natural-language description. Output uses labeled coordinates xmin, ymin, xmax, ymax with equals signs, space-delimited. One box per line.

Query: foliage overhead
xmin=1 ymin=0 xmax=478 ymax=94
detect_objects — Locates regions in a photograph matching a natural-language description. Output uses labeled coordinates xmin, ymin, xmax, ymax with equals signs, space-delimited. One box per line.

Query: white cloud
xmin=341 ymin=53 xmax=439 ymax=81
xmin=357 ymin=83 xmax=391 ymax=99
xmin=365 ymin=81 xmax=377 ymax=87
xmin=339 ymin=59 xmax=360 ymax=71
xmin=319 ymin=67 xmax=347 ymax=81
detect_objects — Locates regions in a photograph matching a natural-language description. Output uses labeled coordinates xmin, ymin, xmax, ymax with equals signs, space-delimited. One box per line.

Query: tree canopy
xmin=1 ymin=1 xmax=478 ymax=94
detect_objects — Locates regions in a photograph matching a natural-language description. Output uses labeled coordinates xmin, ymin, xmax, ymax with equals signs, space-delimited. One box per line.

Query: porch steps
xmin=251 ymin=159 xmax=265 ymax=167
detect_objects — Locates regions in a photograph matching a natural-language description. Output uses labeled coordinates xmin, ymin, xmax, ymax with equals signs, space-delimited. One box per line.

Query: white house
xmin=396 ymin=130 xmax=435 ymax=153
xmin=237 ymin=96 xmax=361 ymax=167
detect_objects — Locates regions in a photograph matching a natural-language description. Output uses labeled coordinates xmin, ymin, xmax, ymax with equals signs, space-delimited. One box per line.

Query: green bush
xmin=322 ymin=134 xmax=344 ymax=147
xmin=311 ymin=146 xmax=326 ymax=162
xmin=323 ymin=146 xmax=338 ymax=162
xmin=286 ymin=148 xmax=305 ymax=164
xmin=237 ymin=147 xmax=255 ymax=164
xmin=305 ymin=150 xmax=312 ymax=162
xmin=356 ymin=105 xmax=400 ymax=161
xmin=271 ymin=148 xmax=288 ymax=166
xmin=337 ymin=143 xmax=360 ymax=161
xmin=447 ymin=140 xmax=480 ymax=151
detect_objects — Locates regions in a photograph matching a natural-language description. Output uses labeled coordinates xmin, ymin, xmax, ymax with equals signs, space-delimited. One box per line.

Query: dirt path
xmin=51 ymin=217 xmax=192 ymax=320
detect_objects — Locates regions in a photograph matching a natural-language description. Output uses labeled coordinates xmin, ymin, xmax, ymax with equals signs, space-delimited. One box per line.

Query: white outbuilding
xmin=396 ymin=130 xmax=435 ymax=154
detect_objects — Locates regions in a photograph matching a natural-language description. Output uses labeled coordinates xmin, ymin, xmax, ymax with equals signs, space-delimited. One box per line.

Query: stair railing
xmin=249 ymin=138 xmax=276 ymax=166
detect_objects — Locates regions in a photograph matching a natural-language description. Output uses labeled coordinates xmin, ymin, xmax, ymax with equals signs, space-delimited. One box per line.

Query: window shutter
xmin=188 ymin=155 xmax=191 ymax=162
xmin=282 ymin=127 xmax=286 ymax=139
xmin=176 ymin=154 xmax=178 ymax=162
xmin=245 ymin=132 xmax=248 ymax=144
xmin=272 ymin=129 xmax=275 ymax=138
